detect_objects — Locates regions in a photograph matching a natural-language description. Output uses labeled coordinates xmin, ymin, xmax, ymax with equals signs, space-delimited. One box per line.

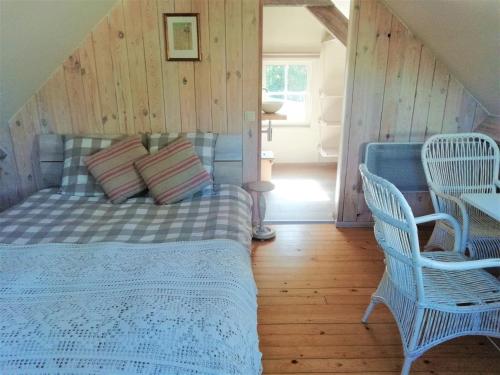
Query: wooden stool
xmin=245 ymin=181 xmax=276 ymax=240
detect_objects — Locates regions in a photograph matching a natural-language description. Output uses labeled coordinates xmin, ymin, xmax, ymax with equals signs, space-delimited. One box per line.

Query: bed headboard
xmin=38 ymin=134 xmax=243 ymax=188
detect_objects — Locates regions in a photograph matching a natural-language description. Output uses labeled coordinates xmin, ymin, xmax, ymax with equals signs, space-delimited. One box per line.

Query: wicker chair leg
xmin=401 ymin=356 xmax=414 ymax=375
xmin=362 ymin=298 xmax=378 ymax=323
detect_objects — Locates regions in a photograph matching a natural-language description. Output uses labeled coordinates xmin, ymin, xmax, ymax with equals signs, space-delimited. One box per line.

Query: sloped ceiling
xmin=264 ymin=7 xmax=328 ymax=54
xmin=0 ymin=0 xmax=115 ymax=126
xmin=384 ymin=0 xmax=500 ymax=116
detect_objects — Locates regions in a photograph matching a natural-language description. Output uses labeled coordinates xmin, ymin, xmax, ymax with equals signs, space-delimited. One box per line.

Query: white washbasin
xmin=262 ymin=100 xmax=283 ymax=114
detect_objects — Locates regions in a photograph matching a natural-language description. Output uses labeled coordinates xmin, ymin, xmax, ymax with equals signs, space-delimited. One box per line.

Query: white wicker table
xmin=461 ymin=193 xmax=500 ymax=221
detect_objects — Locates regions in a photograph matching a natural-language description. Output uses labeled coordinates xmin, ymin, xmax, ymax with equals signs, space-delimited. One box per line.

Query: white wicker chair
xmin=359 ymin=163 xmax=500 ymax=375
xmin=421 ymin=133 xmax=500 ymax=259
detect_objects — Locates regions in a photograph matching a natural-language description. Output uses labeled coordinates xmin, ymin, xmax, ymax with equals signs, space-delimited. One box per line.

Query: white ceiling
xmin=263 ymin=7 xmax=329 ymax=54
xmin=0 ymin=0 xmax=115 ymax=126
xmin=384 ymin=0 xmax=500 ymax=116
xmin=330 ymin=0 xmax=350 ymax=18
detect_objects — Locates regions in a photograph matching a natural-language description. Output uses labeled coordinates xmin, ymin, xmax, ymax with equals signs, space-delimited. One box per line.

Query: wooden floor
xmin=265 ymin=164 xmax=337 ymax=222
xmin=252 ymin=224 xmax=500 ymax=374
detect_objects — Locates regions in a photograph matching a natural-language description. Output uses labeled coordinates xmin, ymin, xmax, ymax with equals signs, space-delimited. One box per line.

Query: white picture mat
xmin=166 ymin=16 xmax=199 ymax=59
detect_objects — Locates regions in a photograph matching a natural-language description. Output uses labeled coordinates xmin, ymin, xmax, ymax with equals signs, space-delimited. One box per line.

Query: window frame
xmin=262 ymin=57 xmax=314 ymax=127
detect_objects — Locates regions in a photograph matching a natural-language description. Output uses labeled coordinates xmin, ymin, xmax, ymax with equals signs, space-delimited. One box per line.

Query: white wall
xmin=263 ymin=7 xmax=326 ymax=54
xmin=384 ymin=0 xmax=499 ymax=115
xmin=262 ymin=37 xmax=347 ymax=164
xmin=0 ymin=0 xmax=115 ymax=127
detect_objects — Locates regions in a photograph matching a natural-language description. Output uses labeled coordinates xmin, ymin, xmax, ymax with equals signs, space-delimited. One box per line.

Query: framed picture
xmin=163 ymin=13 xmax=200 ymax=61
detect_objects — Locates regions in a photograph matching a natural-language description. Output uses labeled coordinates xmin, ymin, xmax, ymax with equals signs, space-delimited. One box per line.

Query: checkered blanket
xmin=0 ymin=184 xmax=252 ymax=248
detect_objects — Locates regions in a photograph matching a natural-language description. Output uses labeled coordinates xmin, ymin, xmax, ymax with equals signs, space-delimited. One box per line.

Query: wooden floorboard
xmin=252 ymin=224 xmax=500 ymax=374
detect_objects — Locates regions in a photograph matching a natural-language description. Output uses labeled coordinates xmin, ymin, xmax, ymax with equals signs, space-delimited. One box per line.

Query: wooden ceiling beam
xmin=264 ymin=0 xmax=332 ymax=6
xmin=307 ymin=5 xmax=348 ymax=46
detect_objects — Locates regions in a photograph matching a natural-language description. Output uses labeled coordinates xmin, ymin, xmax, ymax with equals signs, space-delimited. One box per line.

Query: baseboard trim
xmin=264 ymin=220 xmax=335 ymax=225
xmin=335 ymin=221 xmax=374 ymax=228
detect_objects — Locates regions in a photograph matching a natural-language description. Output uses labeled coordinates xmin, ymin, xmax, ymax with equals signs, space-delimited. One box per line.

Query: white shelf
xmin=319 ymin=146 xmax=338 ymax=159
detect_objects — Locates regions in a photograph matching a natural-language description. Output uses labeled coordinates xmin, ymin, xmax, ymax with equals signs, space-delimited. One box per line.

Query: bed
xmin=0 ymin=134 xmax=262 ymax=374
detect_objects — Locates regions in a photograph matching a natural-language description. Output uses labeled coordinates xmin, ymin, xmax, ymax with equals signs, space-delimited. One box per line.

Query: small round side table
xmin=245 ymin=181 xmax=276 ymax=240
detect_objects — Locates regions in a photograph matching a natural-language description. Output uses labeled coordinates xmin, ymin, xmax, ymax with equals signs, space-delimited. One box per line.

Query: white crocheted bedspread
xmin=0 ymin=240 xmax=262 ymax=374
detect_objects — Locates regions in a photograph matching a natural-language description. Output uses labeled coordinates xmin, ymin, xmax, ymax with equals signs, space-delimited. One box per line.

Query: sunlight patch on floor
xmin=271 ymin=178 xmax=331 ymax=202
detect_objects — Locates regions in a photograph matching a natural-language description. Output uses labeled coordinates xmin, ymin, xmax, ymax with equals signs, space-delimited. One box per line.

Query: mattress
xmin=0 ymin=240 xmax=262 ymax=374
xmin=0 ymin=184 xmax=252 ymax=248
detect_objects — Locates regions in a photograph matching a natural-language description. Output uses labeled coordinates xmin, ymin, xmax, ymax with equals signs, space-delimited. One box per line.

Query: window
xmin=263 ymin=59 xmax=312 ymax=126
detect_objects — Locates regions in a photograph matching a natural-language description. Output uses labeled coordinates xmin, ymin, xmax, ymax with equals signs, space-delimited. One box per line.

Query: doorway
xmin=260 ymin=2 xmax=350 ymax=222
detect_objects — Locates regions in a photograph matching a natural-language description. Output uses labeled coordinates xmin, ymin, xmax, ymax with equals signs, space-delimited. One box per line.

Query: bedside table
xmin=245 ymin=181 xmax=276 ymax=240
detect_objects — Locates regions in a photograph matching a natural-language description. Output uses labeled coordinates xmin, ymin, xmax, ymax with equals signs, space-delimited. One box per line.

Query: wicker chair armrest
xmin=430 ymin=189 xmax=468 ymax=220
xmin=429 ymin=187 xmax=469 ymax=251
xmin=414 ymin=213 xmax=463 ymax=253
xmin=419 ymin=256 xmax=500 ymax=271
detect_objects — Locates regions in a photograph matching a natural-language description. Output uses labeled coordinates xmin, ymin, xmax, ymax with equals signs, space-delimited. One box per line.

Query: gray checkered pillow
xmin=60 ymin=136 xmax=115 ymax=196
xmin=148 ymin=132 xmax=217 ymax=194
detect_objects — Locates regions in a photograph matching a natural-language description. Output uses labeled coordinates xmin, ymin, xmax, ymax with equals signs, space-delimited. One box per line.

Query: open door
xmin=259 ymin=0 xmax=350 ymax=223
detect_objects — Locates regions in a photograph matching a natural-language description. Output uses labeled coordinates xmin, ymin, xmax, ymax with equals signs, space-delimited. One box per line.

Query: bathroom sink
xmin=262 ymin=100 xmax=283 ymax=114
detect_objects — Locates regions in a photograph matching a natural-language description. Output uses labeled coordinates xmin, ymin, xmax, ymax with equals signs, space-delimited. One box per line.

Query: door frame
xmin=258 ymin=0 xmax=353 ymax=223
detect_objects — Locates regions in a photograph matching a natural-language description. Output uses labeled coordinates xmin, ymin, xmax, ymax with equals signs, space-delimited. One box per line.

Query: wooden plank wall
xmin=0 ymin=0 xmax=261 ymax=211
xmin=336 ymin=0 xmax=489 ymax=225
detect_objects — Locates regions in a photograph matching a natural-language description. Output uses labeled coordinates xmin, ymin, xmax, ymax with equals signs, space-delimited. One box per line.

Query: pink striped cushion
xmin=135 ymin=137 xmax=211 ymax=204
xmin=85 ymin=136 xmax=148 ymax=203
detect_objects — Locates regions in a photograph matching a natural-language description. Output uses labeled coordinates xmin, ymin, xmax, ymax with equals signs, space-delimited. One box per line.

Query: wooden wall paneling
xmin=176 ymin=63 xmax=197 ymax=130
xmin=226 ymin=0 xmax=244 ymax=134
xmin=142 ymin=0 xmax=166 ymax=133
xmin=424 ymin=59 xmax=449 ymax=137
xmin=8 ymin=97 xmax=42 ymax=197
xmin=175 ymin=0 xmax=198 ymax=132
xmin=157 ymin=0 xmax=182 ymax=133
xmin=35 ymin=81 xmax=57 ymax=135
xmin=403 ymin=191 xmax=433 ymax=217
xmin=209 ymin=0 xmax=228 ymax=133
xmin=473 ymin=104 xmax=489 ymax=129
xmin=192 ymin=0 xmax=213 ymax=132
xmin=123 ymin=0 xmax=151 ymax=133
xmin=457 ymin=89 xmax=477 ymax=133
xmin=441 ymin=76 xmax=465 ymax=133
xmin=92 ymin=16 xmax=120 ymax=134
xmin=264 ymin=0 xmax=331 ymax=5
xmin=109 ymin=2 xmax=135 ymax=134
xmin=3 ymin=0 xmax=263 ymax=211
xmin=335 ymin=0 xmax=360 ymax=222
xmin=44 ymin=67 xmax=74 ymax=134
xmin=0 ymin=127 xmax=21 ymax=211
xmin=409 ymin=46 xmax=435 ymax=142
xmin=36 ymin=69 xmax=70 ymax=135
xmin=79 ymin=34 xmax=103 ymax=134
xmin=379 ymin=18 xmax=422 ymax=142
xmin=475 ymin=116 xmax=500 ymax=142
xmin=63 ymin=52 xmax=88 ymax=134
xmin=242 ymin=0 xmax=261 ymax=184
xmin=340 ymin=0 xmax=392 ymax=222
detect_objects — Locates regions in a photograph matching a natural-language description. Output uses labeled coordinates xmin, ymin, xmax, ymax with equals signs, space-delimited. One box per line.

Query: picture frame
xmin=163 ymin=13 xmax=200 ymax=61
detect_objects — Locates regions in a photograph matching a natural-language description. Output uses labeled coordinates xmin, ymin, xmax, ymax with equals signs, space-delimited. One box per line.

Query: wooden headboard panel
xmin=38 ymin=134 xmax=243 ymax=188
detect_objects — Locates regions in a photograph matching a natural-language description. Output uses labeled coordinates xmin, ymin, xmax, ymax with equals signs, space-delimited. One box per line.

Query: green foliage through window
xmin=287 ymin=65 xmax=307 ymax=92
xmin=263 ymin=61 xmax=311 ymax=125
xmin=265 ymin=65 xmax=285 ymax=92
xmin=264 ymin=64 xmax=308 ymax=93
